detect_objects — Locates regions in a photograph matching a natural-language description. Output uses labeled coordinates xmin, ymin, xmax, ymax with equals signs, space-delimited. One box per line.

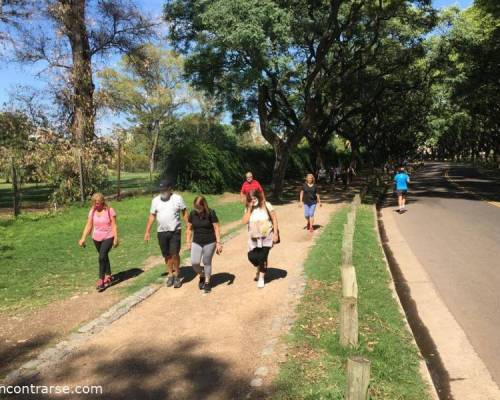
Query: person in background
xmin=242 ymin=190 xmax=279 ymax=288
xmin=335 ymin=165 xmax=342 ymax=182
xmin=347 ymin=165 xmax=356 ymax=184
xmin=317 ymin=167 xmax=327 ymax=183
xmin=299 ymin=174 xmax=322 ymax=233
xmin=185 ymin=196 xmax=223 ymax=294
xmin=240 ymin=171 xmax=264 ymax=203
xmin=78 ymin=193 xmax=119 ymax=292
xmin=394 ymin=167 xmax=410 ymax=213
xmin=329 ymin=166 xmax=335 ymax=185
xmin=144 ymin=180 xmax=187 ymax=288
xmin=341 ymin=166 xmax=348 ymax=189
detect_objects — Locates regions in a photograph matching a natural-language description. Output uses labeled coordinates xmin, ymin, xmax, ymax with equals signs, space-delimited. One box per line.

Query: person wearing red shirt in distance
xmin=240 ymin=171 xmax=264 ymax=203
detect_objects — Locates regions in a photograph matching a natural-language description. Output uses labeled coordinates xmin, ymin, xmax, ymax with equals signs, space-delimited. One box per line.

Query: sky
xmin=0 ymin=0 xmax=474 ymax=134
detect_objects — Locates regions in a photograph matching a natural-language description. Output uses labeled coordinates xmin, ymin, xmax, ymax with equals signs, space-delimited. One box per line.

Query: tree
xmin=165 ymin=0 xmax=435 ymax=196
xmin=427 ymin=4 xmax=500 ymax=163
xmin=1 ymin=0 xmax=155 ymax=202
xmin=98 ymin=44 xmax=187 ymax=183
xmin=0 ymin=110 xmax=33 ymax=216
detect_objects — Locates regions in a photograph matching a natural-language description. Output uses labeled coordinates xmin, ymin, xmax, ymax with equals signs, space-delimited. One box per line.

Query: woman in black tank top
xmin=299 ymin=174 xmax=322 ymax=232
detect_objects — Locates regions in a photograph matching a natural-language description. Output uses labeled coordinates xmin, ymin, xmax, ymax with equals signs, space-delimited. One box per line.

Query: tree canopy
xmin=165 ymin=0 xmax=436 ymax=195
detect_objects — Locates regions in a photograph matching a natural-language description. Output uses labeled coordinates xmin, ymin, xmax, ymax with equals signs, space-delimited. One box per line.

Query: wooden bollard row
xmin=339 ymin=194 xmax=371 ymax=400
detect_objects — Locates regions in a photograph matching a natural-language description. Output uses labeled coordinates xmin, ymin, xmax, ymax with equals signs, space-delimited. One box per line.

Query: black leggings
xmin=93 ymin=237 xmax=113 ymax=280
xmin=248 ymin=247 xmax=271 ymax=272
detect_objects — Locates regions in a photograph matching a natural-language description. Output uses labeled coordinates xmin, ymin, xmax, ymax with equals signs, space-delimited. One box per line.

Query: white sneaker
xmin=257 ymin=276 xmax=265 ymax=288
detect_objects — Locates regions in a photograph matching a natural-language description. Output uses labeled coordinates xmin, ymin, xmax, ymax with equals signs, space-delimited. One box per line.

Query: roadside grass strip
xmin=272 ymin=205 xmax=431 ymax=400
xmin=0 ymin=193 xmax=243 ymax=314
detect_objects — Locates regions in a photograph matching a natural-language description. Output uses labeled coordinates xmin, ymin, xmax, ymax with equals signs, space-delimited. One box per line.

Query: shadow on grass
xmin=110 ymin=268 xmax=144 ymax=287
xmin=8 ymin=339 xmax=261 ymax=400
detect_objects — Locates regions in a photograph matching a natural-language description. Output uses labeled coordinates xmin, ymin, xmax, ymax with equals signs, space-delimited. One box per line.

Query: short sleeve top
xmin=394 ymin=173 xmax=409 ymax=191
xmin=188 ymin=209 xmax=219 ymax=246
xmin=302 ymin=184 xmax=318 ymax=205
xmin=247 ymin=202 xmax=274 ymax=250
xmin=150 ymin=193 xmax=187 ymax=232
xmin=88 ymin=207 xmax=116 ymax=241
xmin=241 ymin=180 xmax=264 ymax=195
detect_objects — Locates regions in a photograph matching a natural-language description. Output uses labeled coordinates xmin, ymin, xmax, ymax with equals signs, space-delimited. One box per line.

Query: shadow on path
xmin=0 ymin=333 xmax=55 ymax=380
xmin=265 ymin=267 xmax=287 ymax=283
xmin=211 ymin=272 xmax=235 ymax=288
xmin=7 ymin=339 xmax=261 ymax=400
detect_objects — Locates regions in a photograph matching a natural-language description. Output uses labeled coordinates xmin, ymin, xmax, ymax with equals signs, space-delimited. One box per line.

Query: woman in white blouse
xmin=242 ymin=190 xmax=280 ymax=288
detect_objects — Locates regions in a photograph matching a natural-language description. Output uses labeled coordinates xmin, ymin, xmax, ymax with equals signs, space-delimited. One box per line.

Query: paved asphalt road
xmin=383 ymin=162 xmax=500 ymax=385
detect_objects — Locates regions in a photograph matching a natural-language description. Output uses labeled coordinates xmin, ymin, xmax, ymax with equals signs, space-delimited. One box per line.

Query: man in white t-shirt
xmin=144 ymin=180 xmax=187 ymax=288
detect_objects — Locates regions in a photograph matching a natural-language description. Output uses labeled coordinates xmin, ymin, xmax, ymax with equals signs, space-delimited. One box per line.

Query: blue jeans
xmin=304 ymin=203 xmax=317 ymax=218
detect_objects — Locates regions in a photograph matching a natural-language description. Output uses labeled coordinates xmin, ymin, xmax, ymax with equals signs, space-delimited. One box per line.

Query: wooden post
xmin=347 ymin=210 xmax=356 ymax=227
xmin=342 ymin=224 xmax=354 ymax=265
xmin=341 ymin=264 xmax=358 ymax=298
xmin=116 ymin=138 xmax=122 ymax=201
xmin=346 ymin=356 xmax=371 ymax=400
xmin=340 ymin=297 xmax=358 ymax=347
xmin=11 ymin=156 xmax=20 ymax=217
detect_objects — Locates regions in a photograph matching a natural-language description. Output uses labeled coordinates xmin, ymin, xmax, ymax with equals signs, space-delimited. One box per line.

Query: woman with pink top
xmin=78 ymin=193 xmax=119 ymax=292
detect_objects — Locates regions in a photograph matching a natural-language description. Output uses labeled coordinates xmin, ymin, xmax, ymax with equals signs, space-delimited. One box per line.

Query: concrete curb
xmin=372 ymin=205 xmax=440 ymax=400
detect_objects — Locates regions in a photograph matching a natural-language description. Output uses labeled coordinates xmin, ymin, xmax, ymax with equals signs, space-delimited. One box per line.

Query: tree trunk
xmin=309 ymin=139 xmax=324 ymax=176
xmin=11 ymin=157 xmax=20 ymax=217
xmin=116 ymin=138 xmax=122 ymax=201
xmin=61 ymin=0 xmax=95 ymax=202
xmin=271 ymin=142 xmax=292 ymax=199
xmin=76 ymin=148 xmax=85 ymax=205
xmin=256 ymin=85 xmax=305 ymax=198
xmin=149 ymin=128 xmax=159 ymax=184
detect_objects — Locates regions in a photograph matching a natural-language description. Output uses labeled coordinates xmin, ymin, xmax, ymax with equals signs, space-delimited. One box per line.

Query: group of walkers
xmin=316 ymin=165 xmax=356 ymax=188
xmin=78 ymin=165 xmax=409 ymax=293
xmin=79 ymin=172 xmax=321 ymax=293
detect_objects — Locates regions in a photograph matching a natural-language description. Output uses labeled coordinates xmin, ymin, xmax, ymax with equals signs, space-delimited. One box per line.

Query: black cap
xmin=158 ymin=180 xmax=173 ymax=191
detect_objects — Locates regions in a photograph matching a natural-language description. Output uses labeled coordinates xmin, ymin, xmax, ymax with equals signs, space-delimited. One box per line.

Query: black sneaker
xmin=166 ymin=275 xmax=174 ymax=287
xmin=198 ymin=276 xmax=205 ymax=290
xmin=173 ymin=276 xmax=182 ymax=288
xmin=203 ymin=282 xmax=211 ymax=294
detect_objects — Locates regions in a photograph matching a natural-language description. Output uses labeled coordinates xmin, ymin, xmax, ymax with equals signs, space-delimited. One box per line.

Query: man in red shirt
xmin=240 ymin=171 xmax=264 ymax=203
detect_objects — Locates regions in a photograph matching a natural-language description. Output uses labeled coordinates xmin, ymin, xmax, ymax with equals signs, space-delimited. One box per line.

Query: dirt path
xmin=0 ymin=219 xmax=243 ymax=379
xmin=9 ymin=201 xmax=339 ymax=400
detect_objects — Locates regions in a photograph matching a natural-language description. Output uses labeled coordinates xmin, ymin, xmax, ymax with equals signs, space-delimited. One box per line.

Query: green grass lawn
xmin=0 ymin=171 xmax=151 ymax=209
xmin=272 ymin=205 xmax=430 ymax=400
xmin=0 ymin=192 xmax=243 ymax=314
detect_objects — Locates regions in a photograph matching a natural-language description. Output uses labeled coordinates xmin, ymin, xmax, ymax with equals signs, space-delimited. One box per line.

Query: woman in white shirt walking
xmin=242 ymin=190 xmax=280 ymax=288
